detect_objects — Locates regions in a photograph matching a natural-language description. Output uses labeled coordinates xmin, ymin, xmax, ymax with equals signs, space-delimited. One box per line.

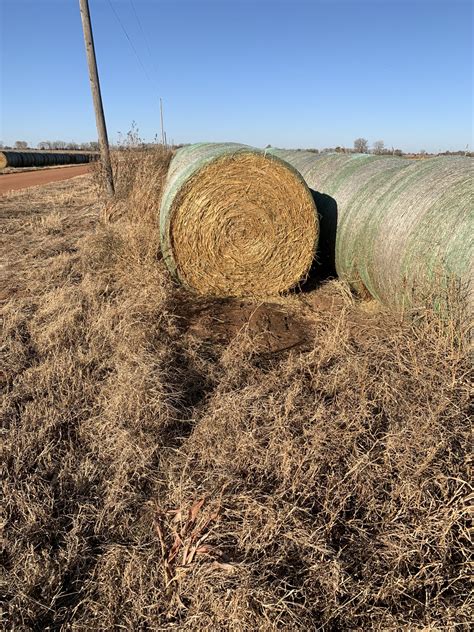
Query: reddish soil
xmin=0 ymin=164 xmax=91 ymax=194
xmin=177 ymin=297 xmax=314 ymax=353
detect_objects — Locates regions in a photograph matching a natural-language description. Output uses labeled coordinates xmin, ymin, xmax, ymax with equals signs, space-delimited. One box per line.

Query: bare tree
xmin=354 ymin=138 xmax=369 ymax=153
xmin=14 ymin=140 xmax=28 ymax=149
xmin=38 ymin=141 xmax=52 ymax=150
xmin=0 ymin=141 xmax=4 ymax=149
xmin=373 ymin=140 xmax=385 ymax=154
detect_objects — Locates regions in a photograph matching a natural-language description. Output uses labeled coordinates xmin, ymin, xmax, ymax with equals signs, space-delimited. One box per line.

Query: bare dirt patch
xmin=2 ymin=150 xmax=471 ymax=630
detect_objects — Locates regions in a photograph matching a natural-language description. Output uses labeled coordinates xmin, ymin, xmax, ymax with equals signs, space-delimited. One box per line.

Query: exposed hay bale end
xmin=160 ymin=143 xmax=318 ymax=297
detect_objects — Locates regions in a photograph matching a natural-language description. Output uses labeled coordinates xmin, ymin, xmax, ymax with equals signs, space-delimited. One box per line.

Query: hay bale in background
xmin=0 ymin=151 xmax=98 ymax=169
xmin=160 ymin=143 xmax=318 ymax=297
xmin=270 ymin=150 xmax=474 ymax=311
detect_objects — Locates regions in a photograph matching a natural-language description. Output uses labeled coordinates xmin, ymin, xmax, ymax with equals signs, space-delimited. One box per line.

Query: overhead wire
xmin=129 ymin=0 xmax=158 ymax=78
xmin=106 ymin=0 xmax=152 ymax=83
xmin=105 ymin=0 xmax=166 ymax=143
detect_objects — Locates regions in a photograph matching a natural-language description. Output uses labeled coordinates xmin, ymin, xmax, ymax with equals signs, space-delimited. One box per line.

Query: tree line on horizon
xmin=0 ymin=138 xmax=471 ymax=158
xmin=297 ymin=138 xmax=472 ymax=157
xmin=0 ymin=140 xmax=99 ymax=151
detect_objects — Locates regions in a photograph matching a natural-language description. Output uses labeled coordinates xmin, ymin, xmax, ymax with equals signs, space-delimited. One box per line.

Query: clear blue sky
xmin=1 ymin=0 xmax=472 ymax=152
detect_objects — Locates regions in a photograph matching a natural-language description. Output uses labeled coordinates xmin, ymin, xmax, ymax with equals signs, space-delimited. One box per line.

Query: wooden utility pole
xmin=160 ymin=97 xmax=165 ymax=146
xmin=79 ymin=0 xmax=114 ymax=196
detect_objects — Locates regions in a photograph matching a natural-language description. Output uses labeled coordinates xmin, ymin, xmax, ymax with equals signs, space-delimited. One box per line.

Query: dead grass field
xmin=1 ymin=148 xmax=472 ymax=630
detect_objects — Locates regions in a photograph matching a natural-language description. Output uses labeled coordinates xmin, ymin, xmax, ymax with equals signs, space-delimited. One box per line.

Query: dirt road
xmin=0 ymin=164 xmax=91 ymax=195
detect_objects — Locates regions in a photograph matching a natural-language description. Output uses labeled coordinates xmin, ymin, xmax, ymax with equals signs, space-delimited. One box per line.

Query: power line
xmin=106 ymin=0 xmax=167 ymax=143
xmin=129 ymin=0 xmax=158 ymax=77
xmin=106 ymin=0 xmax=151 ymax=83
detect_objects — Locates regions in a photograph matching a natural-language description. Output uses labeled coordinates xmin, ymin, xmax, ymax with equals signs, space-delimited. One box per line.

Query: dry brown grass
xmin=1 ymin=148 xmax=472 ymax=630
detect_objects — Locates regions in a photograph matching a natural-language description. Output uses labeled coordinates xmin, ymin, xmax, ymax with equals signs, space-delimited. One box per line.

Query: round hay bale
xmin=269 ymin=149 xmax=474 ymax=312
xmin=0 ymin=152 xmax=7 ymax=169
xmin=160 ymin=143 xmax=318 ymax=297
xmin=14 ymin=153 xmax=25 ymax=168
xmin=21 ymin=152 xmax=35 ymax=168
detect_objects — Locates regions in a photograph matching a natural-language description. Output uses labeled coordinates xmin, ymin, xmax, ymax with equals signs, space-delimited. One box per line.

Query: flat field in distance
xmin=1 ymin=150 xmax=471 ymax=630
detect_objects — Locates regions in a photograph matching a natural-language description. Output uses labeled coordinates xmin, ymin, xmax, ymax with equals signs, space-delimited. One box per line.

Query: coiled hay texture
xmin=270 ymin=150 xmax=474 ymax=311
xmin=160 ymin=143 xmax=318 ymax=297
